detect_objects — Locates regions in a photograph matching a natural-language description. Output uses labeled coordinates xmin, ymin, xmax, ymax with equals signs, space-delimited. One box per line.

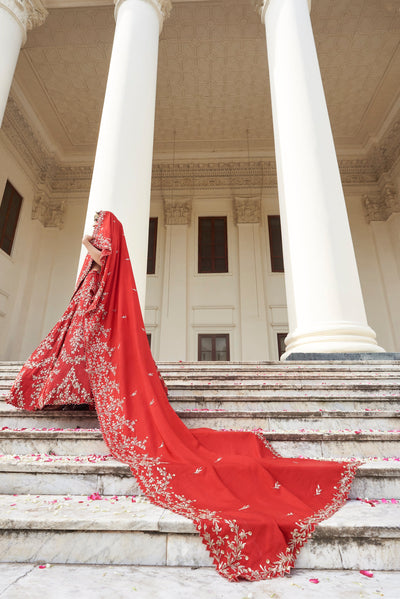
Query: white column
xmin=159 ymin=200 xmax=191 ymax=361
xmin=235 ymin=198 xmax=268 ymax=360
xmin=0 ymin=1 xmax=47 ymax=126
xmin=257 ymin=0 xmax=384 ymax=357
xmin=80 ymin=0 xmax=172 ymax=310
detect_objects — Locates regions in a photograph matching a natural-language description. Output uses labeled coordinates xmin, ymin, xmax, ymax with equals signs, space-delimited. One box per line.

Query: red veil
xmin=14 ymin=211 xmax=361 ymax=581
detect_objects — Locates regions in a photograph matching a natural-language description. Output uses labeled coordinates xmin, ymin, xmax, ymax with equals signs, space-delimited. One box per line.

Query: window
xmin=268 ymin=215 xmax=284 ymax=272
xmin=198 ymin=217 xmax=228 ymax=273
xmin=147 ymin=217 xmax=158 ymax=274
xmin=0 ymin=181 xmax=23 ymax=256
xmin=277 ymin=333 xmax=287 ymax=359
xmin=198 ymin=334 xmax=230 ymax=361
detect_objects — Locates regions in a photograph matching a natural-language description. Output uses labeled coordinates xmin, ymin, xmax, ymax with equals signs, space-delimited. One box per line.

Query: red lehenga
xmin=8 ymin=211 xmax=361 ymax=581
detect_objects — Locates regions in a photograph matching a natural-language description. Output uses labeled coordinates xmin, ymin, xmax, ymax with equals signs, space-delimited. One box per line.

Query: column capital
xmin=0 ymin=0 xmax=48 ymax=44
xmin=254 ymin=0 xmax=311 ymax=24
xmin=362 ymin=180 xmax=400 ymax=223
xmin=115 ymin=0 xmax=172 ymax=31
xmin=163 ymin=198 xmax=192 ymax=225
xmin=234 ymin=196 xmax=261 ymax=224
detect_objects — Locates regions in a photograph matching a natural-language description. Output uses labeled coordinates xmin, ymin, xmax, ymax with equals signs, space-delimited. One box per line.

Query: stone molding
xmin=163 ymin=198 xmax=191 ymax=225
xmin=0 ymin=0 xmax=48 ymax=43
xmin=362 ymin=180 xmax=400 ymax=223
xmin=234 ymin=197 xmax=261 ymax=224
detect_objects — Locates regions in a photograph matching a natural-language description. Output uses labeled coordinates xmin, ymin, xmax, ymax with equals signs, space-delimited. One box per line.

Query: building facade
xmin=0 ymin=0 xmax=399 ymax=362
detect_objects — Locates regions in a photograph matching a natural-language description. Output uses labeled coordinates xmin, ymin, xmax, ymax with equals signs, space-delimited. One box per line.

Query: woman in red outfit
xmin=7 ymin=211 xmax=361 ymax=581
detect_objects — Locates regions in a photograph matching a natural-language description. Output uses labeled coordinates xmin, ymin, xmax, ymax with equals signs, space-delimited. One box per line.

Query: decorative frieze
xmin=163 ymin=198 xmax=192 ymax=225
xmin=32 ymin=192 xmax=65 ymax=229
xmin=234 ymin=197 xmax=261 ymax=224
xmin=0 ymin=0 xmax=48 ymax=42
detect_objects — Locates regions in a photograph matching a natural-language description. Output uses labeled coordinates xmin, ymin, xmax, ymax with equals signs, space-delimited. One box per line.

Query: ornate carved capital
xmin=234 ymin=197 xmax=261 ymax=224
xmin=114 ymin=0 xmax=172 ymax=31
xmin=32 ymin=192 xmax=65 ymax=229
xmin=362 ymin=181 xmax=400 ymax=223
xmin=163 ymin=199 xmax=191 ymax=225
xmin=0 ymin=0 xmax=48 ymax=43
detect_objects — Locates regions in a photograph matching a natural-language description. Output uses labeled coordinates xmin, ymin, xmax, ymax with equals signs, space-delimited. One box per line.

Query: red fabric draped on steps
xmin=8 ymin=211 xmax=361 ymax=581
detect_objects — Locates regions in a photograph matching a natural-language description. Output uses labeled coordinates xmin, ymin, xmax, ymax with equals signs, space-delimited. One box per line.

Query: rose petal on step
xmin=309 ymin=578 xmax=319 ymax=584
xmin=360 ymin=570 xmax=374 ymax=578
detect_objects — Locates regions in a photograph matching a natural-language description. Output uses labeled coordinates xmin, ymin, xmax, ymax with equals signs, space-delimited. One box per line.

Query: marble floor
xmin=0 ymin=565 xmax=398 ymax=599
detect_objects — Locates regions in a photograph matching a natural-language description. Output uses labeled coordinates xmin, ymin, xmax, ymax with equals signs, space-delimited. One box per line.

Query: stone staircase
xmin=0 ymin=360 xmax=399 ymax=572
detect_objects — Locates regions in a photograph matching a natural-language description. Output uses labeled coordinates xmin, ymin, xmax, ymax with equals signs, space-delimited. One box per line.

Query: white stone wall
xmin=0 ymin=133 xmax=88 ymax=360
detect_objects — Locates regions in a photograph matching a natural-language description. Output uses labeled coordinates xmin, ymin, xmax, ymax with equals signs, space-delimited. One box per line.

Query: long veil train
xmin=8 ymin=211 xmax=361 ymax=581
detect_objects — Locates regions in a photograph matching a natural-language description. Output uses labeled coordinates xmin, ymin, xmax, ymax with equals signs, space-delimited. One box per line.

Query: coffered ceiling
xmin=10 ymin=0 xmax=400 ymax=163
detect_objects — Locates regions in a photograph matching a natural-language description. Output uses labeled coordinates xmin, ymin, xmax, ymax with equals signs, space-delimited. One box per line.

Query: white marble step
xmin=3 ymin=395 xmax=400 ymax=413
xmin=3 ymin=359 xmax=400 ymax=371
xmin=1 ymin=565 xmax=399 ymax=599
xmin=0 ymin=454 xmax=398 ymax=499
xmin=0 ymin=496 xmax=398 ymax=570
xmin=3 ymin=377 xmax=400 ymax=390
xmin=2 ymin=370 xmax=400 ymax=382
xmin=169 ymin=396 xmax=400 ymax=410
xmin=0 ymin=428 xmax=399 ymax=458
xmin=0 ymin=405 xmax=399 ymax=431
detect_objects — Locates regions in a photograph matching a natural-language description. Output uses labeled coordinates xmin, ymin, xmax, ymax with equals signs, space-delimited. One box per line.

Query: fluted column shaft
xmin=257 ymin=0 xmax=384 ymax=357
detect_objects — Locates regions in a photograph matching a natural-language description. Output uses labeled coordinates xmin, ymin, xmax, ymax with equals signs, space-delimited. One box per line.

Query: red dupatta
xmin=84 ymin=211 xmax=360 ymax=581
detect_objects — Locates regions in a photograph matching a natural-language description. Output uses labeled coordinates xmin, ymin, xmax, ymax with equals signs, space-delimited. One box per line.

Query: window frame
xmin=0 ymin=180 xmax=23 ymax=257
xmin=147 ymin=217 xmax=158 ymax=275
xmin=198 ymin=216 xmax=228 ymax=274
xmin=198 ymin=333 xmax=230 ymax=361
xmin=267 ymin=214 xmax=284 ymax=273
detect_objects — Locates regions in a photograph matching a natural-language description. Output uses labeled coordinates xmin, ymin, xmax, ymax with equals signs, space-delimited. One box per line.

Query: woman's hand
xmin=82 ymin=235 xmax=102 ymax=266
xmin=82 ymin=234 xmax=93 ymax=245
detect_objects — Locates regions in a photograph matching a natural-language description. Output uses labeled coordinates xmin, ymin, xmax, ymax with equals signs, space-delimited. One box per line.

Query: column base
xmin=281 ymin=322 xmax=385 ymax=361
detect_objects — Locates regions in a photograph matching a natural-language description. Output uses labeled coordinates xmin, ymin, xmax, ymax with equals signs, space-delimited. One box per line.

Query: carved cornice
xmin=0 ymin=0 xmax=48 ymax=43
xmin=3 ymin=96 xmax=400 ymax=216
xmin=2 ymin=94 xmax=52 ymax=180
xmin=114 ymin=0 xmax=172 ymax=30
xmin=163 ymin=198 xmax=192 ymax=225
xmin=234 ymin=197 xmax=261 ymax=224
xmin=362 ymin=179 xmax=400 ymax=223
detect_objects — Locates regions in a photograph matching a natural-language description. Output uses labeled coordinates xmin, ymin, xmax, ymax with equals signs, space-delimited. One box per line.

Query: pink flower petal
xmin=360 ymin=570 xmax=374 ymax=578
xmin=309 ymin=578 xmax=319 ymax=584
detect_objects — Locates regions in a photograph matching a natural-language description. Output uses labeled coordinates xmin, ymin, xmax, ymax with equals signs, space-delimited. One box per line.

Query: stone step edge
xmin=3 ymin=381 xmax=400 ymax=389
xmin=0 ymin=455 xmax=397 ymax=476
xmin=0 ymin=429 xmax=399 ymax=440
xmin=0 ymin=498 xmax=398 ymax=538
xmin=1 ymin=407 xmax=399 ymax=418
